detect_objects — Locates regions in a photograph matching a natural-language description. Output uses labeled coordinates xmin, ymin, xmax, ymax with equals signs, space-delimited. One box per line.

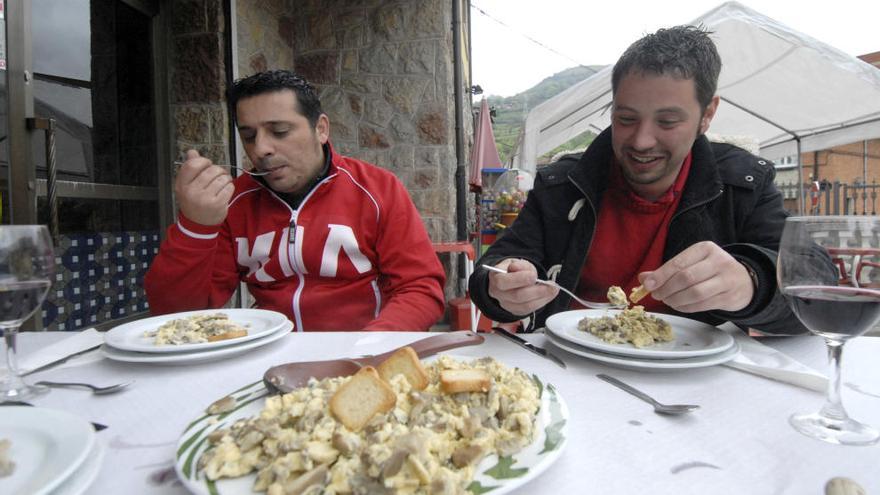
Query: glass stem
xmin=2 ymin=324 xmax=21 ymax=375
xmin=819 ymin=338 xmax=848 ymax=421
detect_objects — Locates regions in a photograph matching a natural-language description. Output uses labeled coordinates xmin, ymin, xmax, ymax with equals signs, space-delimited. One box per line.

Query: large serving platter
xmin=175 ymin=356 xmax=569 ymax=495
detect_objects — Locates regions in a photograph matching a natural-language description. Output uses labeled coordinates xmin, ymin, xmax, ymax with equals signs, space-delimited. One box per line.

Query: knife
xmin=21 ymin=343 xmax=104 ymax=377
xmin=492 ymin=327 xmax=566 ymax=368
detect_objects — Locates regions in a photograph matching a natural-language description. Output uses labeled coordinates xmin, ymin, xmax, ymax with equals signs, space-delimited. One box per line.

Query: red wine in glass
xmin=782 ymin=285 xmax=880 ymax=340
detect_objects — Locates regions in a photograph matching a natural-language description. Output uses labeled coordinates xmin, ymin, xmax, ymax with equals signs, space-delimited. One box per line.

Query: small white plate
xmin=104 ymin=309 xmax=289 ymax=353
xmin=101 ymin=321 xmax=292 ymax=365
xmin=51 ymin=439 xmax=105 ymax=495
xmin=175 ymin=358 xmax=569 ymax=495
xmin=546 ymin=329 xmax=740 ymax=370
xmin=0 ymin=407 xmax=95 ymax=495
xmin=546 ymin=309 xmax=735 ymax=359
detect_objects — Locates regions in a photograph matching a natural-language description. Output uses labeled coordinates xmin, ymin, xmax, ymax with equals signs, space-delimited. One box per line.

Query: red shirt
xmin=575 ymin=153 xmax=693 ymax=312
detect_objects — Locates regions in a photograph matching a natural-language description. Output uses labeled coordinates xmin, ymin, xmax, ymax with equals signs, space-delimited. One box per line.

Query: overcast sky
xmin=471 ymin=0 xmax=880 ymax=97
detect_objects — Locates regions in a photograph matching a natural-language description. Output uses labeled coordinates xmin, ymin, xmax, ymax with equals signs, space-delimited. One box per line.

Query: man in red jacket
xmin=145 ymin=70 xmax=445 ymax=331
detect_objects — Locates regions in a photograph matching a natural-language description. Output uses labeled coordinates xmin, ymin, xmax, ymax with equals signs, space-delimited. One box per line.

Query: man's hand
xmin=175 ymin=149 xmax=235 ymax=226
xmin=639 ymin=241 xmax=754 ymax=313
xmin=487 ymin=259 xmax=558 ymax=316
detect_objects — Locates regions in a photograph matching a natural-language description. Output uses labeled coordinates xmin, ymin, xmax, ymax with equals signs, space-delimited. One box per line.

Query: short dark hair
xmin=612 ymin=25 xmax=721 ymax=110
xmin=227 ymin=70 xmax=323 ymax=126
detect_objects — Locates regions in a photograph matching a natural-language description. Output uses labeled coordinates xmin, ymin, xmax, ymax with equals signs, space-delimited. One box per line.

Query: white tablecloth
xmin=9 ymin=331 xmax=880 ymax=494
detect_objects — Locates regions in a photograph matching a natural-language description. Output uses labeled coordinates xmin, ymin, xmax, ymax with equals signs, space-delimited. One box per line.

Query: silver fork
xmin=597 ymin=374 xmax=699 ymax=415
xmin=481 ymin=264 xmax=625 ymax=310
xmin=36 ymin=380 xmax=134 ymax=395
xmin=173 ymin=160 xmax=270 ymax=177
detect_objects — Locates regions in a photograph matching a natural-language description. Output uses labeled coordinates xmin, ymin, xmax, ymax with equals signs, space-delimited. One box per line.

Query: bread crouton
xmin=329 ymin=366 xmax=396 ymax=431
xmin=440 ymin=369 xmax=491 ymax=394
xmin=206 ymin=329 xmax=248 ymax=342
xmin=377 ymin=346 xmax=429 ymax=391
xmin=629 ymin=285 xmax=649 ymax=304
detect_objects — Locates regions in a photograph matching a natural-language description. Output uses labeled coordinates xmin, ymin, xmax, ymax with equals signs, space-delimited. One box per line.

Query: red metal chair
xmin=432 ymin=241 xmax=479 ymax=331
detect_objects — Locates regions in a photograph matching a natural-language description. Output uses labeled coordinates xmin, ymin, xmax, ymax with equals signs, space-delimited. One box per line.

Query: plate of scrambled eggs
xmin=175 ymin=355 xmax=568 ymax=495
xmin=104 ymin=309 xmax=289 ymax=353
xmin=546 ymin=309 xmax=735 ymax=359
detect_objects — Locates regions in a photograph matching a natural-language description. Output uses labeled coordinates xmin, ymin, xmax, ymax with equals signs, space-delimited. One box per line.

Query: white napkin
xmin=18 ymin=328 xmax=105 ymax=374
xmin=722 ymin=330 xmax=827 ymax=393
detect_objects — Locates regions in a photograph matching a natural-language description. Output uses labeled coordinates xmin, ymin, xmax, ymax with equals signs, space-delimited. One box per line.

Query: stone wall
xmin=168 ymin=0 xmax=229 ymax=166
xmin=235 ymin=0 xmax=295 ymax=76
xmin=285 ymin=0 xmax=465 ymax=243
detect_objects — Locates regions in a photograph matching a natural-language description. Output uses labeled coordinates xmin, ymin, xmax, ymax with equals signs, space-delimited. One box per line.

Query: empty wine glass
xmin=0 ymin=225 xmax=55 ymax=402
xmin=777 ymin=216 xmax=880 ymax=445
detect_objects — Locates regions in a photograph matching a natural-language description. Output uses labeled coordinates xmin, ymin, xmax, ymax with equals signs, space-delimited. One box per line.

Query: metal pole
xmin=864 ymin=140 xmax=869 ymax=214
xmin=452 ymin=0 xmax=468 ymax=242
xmin=27 ymin=117 xmax=59 ymax=241
xmin=796 ymin=138 xmax=804 ymax=215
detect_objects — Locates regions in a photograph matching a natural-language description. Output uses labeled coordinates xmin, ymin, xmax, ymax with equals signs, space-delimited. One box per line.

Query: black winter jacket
xmin=469 ymin=128 xmax=807 ymax=335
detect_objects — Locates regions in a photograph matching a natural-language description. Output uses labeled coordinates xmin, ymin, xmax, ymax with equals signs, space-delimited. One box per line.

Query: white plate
xmin=546 ymin=328 xmax=740 ymax=370
xmin=101 ymin=321 xmax=292 ymax=365
xmin=104 ymin=309 xmax=289 ymax=353
xmin=546 ymin=309 xmax=735 ymax=359
xmin=51 ymin=439 xmax=105 ymax=495
xmin=0 ymin=407 xmax=95 ymax=495
xmin=175 ymin=358 xmax=569 ymax=495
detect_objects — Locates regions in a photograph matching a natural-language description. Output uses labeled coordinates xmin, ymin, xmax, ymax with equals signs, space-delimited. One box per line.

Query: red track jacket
xmin=145 ymin=146 xmax=445 ymax=331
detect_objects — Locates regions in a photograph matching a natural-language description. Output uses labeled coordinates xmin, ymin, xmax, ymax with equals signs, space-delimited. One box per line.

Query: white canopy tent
xmin=511 ymin=1 xmax=880 ymax=206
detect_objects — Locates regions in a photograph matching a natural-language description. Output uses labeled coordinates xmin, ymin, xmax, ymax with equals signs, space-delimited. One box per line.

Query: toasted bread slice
xmin=629 ymin=285 xmax=649 ymax=304
xmin=330 ymin=366 xmax=396 ymax=431
xmin=377 ymin=346 xmax=429 ymax=391
xmin=440 ymin=369 xmax=491 ymax=394
xmin=206 ymin=329 xmax=248 ymax=342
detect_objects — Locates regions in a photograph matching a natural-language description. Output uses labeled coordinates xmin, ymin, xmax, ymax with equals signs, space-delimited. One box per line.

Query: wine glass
xmin=0 ymin=225 xmax=55 ymax=402
xmin=777 ymin=215 xmax=880 ymax=446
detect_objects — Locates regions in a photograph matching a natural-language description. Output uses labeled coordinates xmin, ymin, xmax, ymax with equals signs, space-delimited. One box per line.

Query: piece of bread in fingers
xmin=330 ymin=366 xmax=396 ymax=431
xmin=206 ymin=329 xmax=248 ymax=342
xmin=377 ymin=346 xmax=429 ymax=391
xmin=629 ymin=285 xmax=649 ymax=304
xmin=440 ymin=369 xmax=492 ymax=394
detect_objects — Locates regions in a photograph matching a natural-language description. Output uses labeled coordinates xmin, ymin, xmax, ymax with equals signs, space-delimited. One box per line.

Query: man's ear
xmin=700 ymin=95 xmax=720 ymax=134
xmin=315 ymin=114 xmax=330 ymax=144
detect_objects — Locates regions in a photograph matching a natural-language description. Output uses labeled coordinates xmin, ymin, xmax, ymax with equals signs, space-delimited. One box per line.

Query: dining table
xmin=7 ymin=327 xmax=880 ymax=494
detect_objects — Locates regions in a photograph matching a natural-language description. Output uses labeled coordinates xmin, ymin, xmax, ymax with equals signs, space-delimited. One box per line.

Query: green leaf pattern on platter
xmin=468 ymin=480 xmax=501 ymax=494
xmin=540 ymin=383 xmax=566 ymax=454
xmin=483 ymin=456 xmax=529 ymax=479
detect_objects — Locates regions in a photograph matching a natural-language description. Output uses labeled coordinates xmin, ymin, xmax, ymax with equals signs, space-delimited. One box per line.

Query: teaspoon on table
xmin=35 ymin=380 xmax=134 ymax=395
xmin=597 ymin=374 xmax=699 ymax=415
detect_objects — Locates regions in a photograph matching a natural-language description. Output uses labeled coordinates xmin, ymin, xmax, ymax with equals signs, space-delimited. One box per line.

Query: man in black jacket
xmin=469 ymin=25 xmax=806 ymax=335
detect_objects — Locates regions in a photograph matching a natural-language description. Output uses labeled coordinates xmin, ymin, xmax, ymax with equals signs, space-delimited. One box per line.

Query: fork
xmin=35 ymin=380 xmax=134 ymax=395
xmin=173 ymin=160 xmax=270 ymax=176
xmin=481 ymin=264 xmax=625 ymax=309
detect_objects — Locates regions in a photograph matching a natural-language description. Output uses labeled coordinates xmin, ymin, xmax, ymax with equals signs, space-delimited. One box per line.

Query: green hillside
xmin=484 ymin=65 xmax=606 ymax=164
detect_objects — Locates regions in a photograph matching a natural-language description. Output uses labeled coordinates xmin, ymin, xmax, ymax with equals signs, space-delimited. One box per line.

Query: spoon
xmin=173 ymin=160 xmax=271 ymax=176
xmin=263 ymin=330 xmax=485 ymax=394
xmin=35 ymin=380 xmax=134 ymax=395
xmin=481 ymin=264 xmax=626 ymax=310
xmin=597 ymin=374 xmax=699 ymax=415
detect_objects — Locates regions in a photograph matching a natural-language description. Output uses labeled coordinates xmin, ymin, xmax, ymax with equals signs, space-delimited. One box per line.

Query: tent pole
xmin=796 ymin=138 xmax=805 ymax=215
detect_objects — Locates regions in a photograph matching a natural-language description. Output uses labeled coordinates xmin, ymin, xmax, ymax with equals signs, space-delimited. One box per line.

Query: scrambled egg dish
xmin=145 ymin=313 xmax=248 ymax=345
xmin=198 ymin=356 xmax=540 ymax=494
xmin=578 ymin=306 xmax=673 ymax=348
